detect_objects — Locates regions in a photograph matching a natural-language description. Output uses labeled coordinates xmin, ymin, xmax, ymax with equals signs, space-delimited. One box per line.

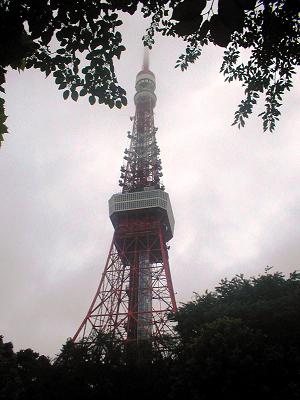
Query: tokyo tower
xmin=73 ymin=52 xmax=177 ymax=358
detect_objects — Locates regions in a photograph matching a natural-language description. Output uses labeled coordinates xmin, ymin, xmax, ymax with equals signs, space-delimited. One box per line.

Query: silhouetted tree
xmin=171 ymin=269 xmax=300 ymax=399
xmin=1 ymin=1 xmax=299 ymax=145
xmin=0 ymin=336 xmax=52 ymax=400
xmin=0 ymin=336 xmax=21 ymax=400
xmin=1 ymin=269 xmax=300 ymax=399
xmin=16 ymin=349 xmax=52 ymax=400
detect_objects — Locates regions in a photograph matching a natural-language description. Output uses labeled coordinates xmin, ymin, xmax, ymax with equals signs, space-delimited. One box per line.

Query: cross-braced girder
xmin=73 ymin=218 xmax=177 ymax=352
xmin=119 ymin=99 xmax=163 ymax=192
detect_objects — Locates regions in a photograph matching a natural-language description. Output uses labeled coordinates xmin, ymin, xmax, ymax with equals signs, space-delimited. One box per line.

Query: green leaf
xmin=80 ymin=88 xmax=88 ymax=96
xmin=63 ymin=90 xmax=70 ymax=100
xmin=82 ymin=66 xmax=90 ymax=74
xmin=71 ymin=91 xmax=79 ymax=101
xmin=59 ymin=82 xmax=67 ymax=90
xmin=1 ymin=124 xmax=8 ymax=134
xmin=55 ymin=76 xmax=64 ymax=84
xmin=85 ymin=73 xmax=93 ymax=83
xmin=89 ymin=95 xmax=96 ymax=105
xmin=121 ymin=96 xmax=127 ymax=106
xmin=0 ymin=97 xmax=8 ymax=147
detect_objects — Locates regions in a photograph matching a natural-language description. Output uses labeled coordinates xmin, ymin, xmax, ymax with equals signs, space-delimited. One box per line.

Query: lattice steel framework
xmin=73 ymin=54 xmax=177 ymax=356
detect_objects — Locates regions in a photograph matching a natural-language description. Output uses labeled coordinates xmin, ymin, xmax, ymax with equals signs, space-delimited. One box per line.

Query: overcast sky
xmin=1 ymin=13 xmax=299 ymax=357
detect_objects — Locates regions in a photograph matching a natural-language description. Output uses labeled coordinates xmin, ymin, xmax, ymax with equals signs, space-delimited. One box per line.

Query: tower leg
xmin=73 ymin=220 xmax=177 ymax=361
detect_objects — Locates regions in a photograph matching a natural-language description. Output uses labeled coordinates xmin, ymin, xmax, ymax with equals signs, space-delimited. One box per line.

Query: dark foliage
xmin=172 ymin=268 xmax=300 ymax=399
xmin=0 ymin=1 xmax=299 ymax=145
xmin=0 ymin=336 xmax=52 ymax=400
xmin=148 ymin=0 xmax=299 ymax=132
xmin=1 ymin=269 xmax=300 ymax=399
xmin=0 ymin=335 xmax=173 ymax=400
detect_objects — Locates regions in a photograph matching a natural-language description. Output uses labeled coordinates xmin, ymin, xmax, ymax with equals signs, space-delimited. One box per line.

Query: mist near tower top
xmin=0 ymin=0 xmax=299 ymax=146
xmin=142 ymin=48 xmax=150 ymax=71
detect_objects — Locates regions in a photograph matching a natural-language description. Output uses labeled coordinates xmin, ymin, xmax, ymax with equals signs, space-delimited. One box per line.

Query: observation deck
xmin=109 ymin=188 xmax=174 ymax=242
xmin=134 ymin=69 xmax=157 ymax=107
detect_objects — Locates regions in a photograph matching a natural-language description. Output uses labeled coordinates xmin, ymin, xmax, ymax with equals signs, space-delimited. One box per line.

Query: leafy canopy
xmin=174 ymin=268 xmax=300 ymax=340
xmin=1 ymin=269 xmax=300 ymax=399
xmin=171 ymin=268 xmax=300 ymax=399
xmin=0 ymin=0 xmax=299 ymax=146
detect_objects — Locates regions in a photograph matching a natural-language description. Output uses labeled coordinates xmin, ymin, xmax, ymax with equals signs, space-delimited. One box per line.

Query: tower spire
xmin=142 ymin=47 xmax=149 ymax=71
xmin=119 ymin=50 xmax=162 ymax=193
xmin=73 ymin=54 xmax=177 ymax=361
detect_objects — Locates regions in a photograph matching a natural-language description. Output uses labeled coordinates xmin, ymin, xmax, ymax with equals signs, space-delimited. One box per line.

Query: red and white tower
xmin=73 ymin=53 xmax=177 ymax=358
